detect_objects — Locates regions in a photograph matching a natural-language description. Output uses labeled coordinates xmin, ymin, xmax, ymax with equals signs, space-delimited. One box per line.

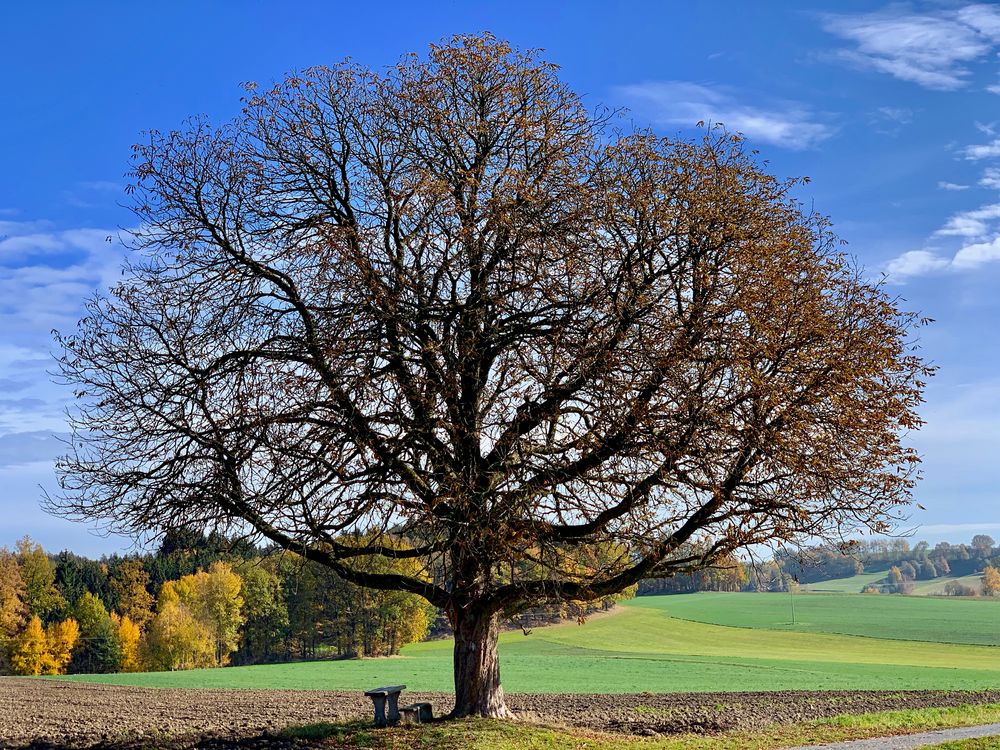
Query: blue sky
xmin=1 ymin=1 xmax=999 ymax=556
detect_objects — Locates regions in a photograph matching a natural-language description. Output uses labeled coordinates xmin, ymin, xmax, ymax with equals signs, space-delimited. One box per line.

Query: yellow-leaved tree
xmin=45 ymin=618 xmax=80 ymax=674
xmin=981 ymin=566 xmax=1000 ymax=597
xmin=11 ymin=616 xmax=48 ymax=675
xmin=0 ymin=549 xmax=27 ymax=670
xmin=142 ymin=580 xmax=214 ymax=671
xmin=111 ymin=613 xmax=141 ymax=672
xmin=172 ymin=561 xmax=244 ymax=665
xmin=11 ymin=615 xmax=80 ymax=676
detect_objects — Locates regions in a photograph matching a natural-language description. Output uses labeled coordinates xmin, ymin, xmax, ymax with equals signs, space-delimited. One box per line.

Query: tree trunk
xmin=451 ymin=606 xmax=513 ymax=718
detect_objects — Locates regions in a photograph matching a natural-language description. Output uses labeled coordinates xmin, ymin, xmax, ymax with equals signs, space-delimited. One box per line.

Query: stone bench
xmin=399 ymin=701 xmax=433 ymax=725
xmin=363 ymin=684 xmax=406 ymax=726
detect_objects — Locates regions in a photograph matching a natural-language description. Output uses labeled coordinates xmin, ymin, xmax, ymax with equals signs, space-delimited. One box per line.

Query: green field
xmin=908 ymin=574 xmax=984 ymax=596
xmin=643 ymin=591 xmax=1000 ymax=646
xmin=803 ymin=571 xmax=985 ymax=597
xmin=56 ymin=592 xmax=1000 ymax=693
xmin=801 ymin=571 xmax=890 ymax=593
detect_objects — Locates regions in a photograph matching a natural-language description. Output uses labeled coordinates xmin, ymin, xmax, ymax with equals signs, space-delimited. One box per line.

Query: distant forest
xmin=0 ymin=530 xmax=628 ymax=677
xmin=638 ymin=536 xmax=1000 ymax=597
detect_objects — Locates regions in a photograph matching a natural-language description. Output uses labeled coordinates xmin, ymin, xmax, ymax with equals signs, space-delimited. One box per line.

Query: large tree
xmin=52 ymin=35 xmax=930 ymax=717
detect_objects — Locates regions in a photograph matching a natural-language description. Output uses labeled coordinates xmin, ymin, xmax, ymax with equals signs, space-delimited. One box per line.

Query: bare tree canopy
xmin=52 ymin=35 xmax=931 ymax=717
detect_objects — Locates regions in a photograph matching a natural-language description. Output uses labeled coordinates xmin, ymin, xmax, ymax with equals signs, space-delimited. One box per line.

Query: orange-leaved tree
xmin=51 ymin=35 xmax=931 ymax=717
xmin=982 ymin=565 xmax=1000 ymax=597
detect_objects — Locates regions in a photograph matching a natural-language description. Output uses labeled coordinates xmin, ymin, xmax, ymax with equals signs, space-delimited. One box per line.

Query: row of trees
xmin=633 ymin=536 xmax=1000 ymax=597
xmin=638 ymin=555 xmax=750 ymax=595
xmin=855 ymin=536 xmax=998 ymax=574
xmin=0 ymin=535 xmax=437 ymax=675
xmin=868 ymin=562 xmax=1000 ymax=597
xmin=1 ymin=530 xmax=627 ymax=676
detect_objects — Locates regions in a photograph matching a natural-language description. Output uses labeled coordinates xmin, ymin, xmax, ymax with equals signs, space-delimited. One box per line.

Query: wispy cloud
xmin=822 ymin=4 xmax=1000 ymax=90
xmin=0 ymin=431 xmax=67 ymax=470
xmin=0 ymin=221 xmax=128 ymax=435
xmin=886 ymin=201 xmax=1000 ymax=279
xmin=615 ymin=81 xmax=835 ymax=150
xmin=885 ymin=250 xmax=950 ymax=279
xmin=980 ymin=167 xmax=1000 ymax=188
xmin=61 ymin=180 xmax=123 ymax=210
xmin=869 ymin=106 xmax=915 ymax=136
xmin=934 ymin=202 xmax=1000 ymax=239
xmin=938 ymin=181 xmax=970 ymax=191
xmin=0 ymin=378 xmax=33 ymax=393
xmin=953 ymin=236 xmax=1000 ymax=268
xmin=962 ymin=138 xmax=1000 ymax=160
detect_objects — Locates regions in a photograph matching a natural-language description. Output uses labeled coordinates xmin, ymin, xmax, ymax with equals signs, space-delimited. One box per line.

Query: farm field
xmin=7 ymin=679 xmax=1000 ymax=749
xmin=805 ymin=571 xmax=985 ymax=596
xmin=643 ymin=592 xmax=1000 ymax=646
xmin=909 ymin=574 xmax=985 ymax=596
xmin=801 ymin=570 xmax=890 ymax=592
xmin=56 ymin=593 xmax=1000 ymax=694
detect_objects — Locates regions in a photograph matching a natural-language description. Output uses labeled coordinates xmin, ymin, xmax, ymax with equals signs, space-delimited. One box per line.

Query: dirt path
xmin=2 ymin=679 xmax=1000 ymax=748
xmin=785 ymin=723 xmax=1000 ymax=749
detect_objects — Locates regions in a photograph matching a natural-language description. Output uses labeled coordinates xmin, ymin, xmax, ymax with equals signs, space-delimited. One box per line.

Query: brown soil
xmin=2 ymin=678 xmax=999 ymax=749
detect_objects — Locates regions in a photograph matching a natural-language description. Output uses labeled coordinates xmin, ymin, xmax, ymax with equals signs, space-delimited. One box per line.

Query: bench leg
xmin=387 ymin=693 xmax=401 ymax=724
xmin=370 ymin=695 xmax=388 ymax=727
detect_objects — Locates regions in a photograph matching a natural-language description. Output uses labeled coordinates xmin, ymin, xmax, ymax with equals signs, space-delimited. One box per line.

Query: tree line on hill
xmin=0 ymin=531 xmax=438 ymax=676
xmin=0 ymin=529 xmax=632 ymax=676
xmin=846 ymin=536 xmax=998 ymax=595
xmin=637 ymin=536 xmax=1000 ymax=596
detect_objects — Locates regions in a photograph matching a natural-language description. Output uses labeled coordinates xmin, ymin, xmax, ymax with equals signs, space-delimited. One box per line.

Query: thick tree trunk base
xmin=450 ymin=607 xmax=514 ymax=719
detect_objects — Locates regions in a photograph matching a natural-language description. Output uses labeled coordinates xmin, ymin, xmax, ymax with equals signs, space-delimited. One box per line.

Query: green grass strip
xmin=273 ymin=703 xmax=1000 ymax=749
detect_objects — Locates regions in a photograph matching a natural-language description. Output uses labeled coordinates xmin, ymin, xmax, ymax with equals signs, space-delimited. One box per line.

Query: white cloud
xmin=934 ymin=202 xmax=1000 ymax=239
xmin=980 ymin=167 xmax=1000 ymax=188
xmin=615 ymin=81 xmax=834 ymax=150
xmin=869 ymin=106 xmax=916 ymax=136
xmin=885 ymin=201 xmax=1000 ymax=279
xmin=822 ymin=5 xmax=1000 ymax=90
xmin=938 ymin=181 xmax=970 ymax=191
xmin=876 ymin=106 xmax=913 ymax=124
xmin=0 ymin=232 xmax=67 ymax=261
xmin=0 ymin=222 xmax=128 ymax=436
xmin=885 ymin=250 xmax=950 ymax=280
xmin=0 ymin=431 xmax=67 ymax=469
xmin=886 ymin=237 xmax=1000 ymax=279
xmin=78 ymin=180 xmax=120 ymax=192
xmin=956 ymin=4 xmax=1000 ymax=41
xmin=962 ymin=138 xmax=1000 ymax=160
xmin=953 ymin=236 xmax=1000 ymax=268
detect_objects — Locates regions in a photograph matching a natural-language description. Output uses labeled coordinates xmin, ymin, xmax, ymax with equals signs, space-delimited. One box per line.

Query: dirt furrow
xmin=3 ymin=679 xmax=1000 ymax=748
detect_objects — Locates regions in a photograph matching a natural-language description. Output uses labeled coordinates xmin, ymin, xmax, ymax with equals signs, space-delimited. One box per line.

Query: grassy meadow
xmin=638 ymin=591 xmax=1000 ymax=645
xmin=802 ymin=572 xmax=985 ymax=597
xmin=273 ymin=704 xmax=1000 ymax=749
xmin=56 ymin=592 xmax=1000 ymax=693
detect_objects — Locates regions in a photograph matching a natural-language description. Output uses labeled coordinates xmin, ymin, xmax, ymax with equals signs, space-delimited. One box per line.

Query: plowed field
xmin=4 ymin=679 xmax=1000 ymax=748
